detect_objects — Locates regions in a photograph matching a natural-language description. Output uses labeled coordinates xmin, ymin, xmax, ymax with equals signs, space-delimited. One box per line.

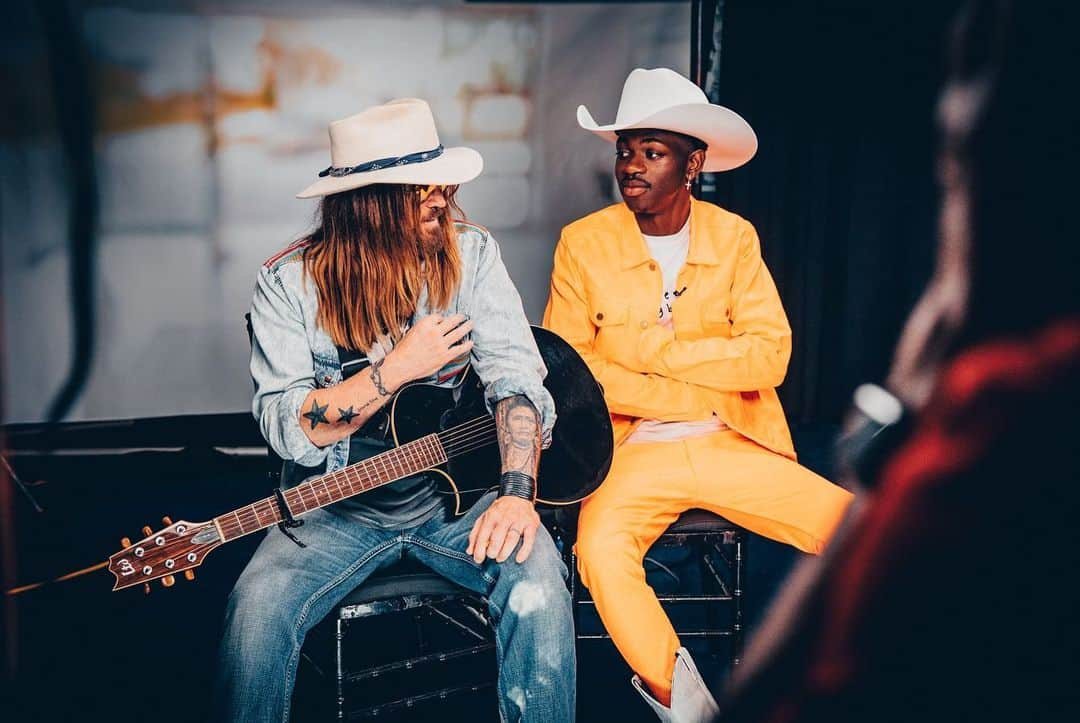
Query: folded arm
xmin=543 ymin=236 xmax=713 ymax=421
xmin=637 ymin=224 xmax=792 ymax=392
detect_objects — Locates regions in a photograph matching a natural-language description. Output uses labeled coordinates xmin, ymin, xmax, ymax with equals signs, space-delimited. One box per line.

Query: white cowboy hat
xmin=297 ymin=98 xmax=483 ymax=199
xmin=577 ymin=67 xmax=758 ymax=172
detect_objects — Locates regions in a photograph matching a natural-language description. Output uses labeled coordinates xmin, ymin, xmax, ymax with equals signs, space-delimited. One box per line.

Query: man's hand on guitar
xmin=383 ymin=313 xmax=474 ymax=386
xmin=467 ymin=496 xmax=541 ymax=564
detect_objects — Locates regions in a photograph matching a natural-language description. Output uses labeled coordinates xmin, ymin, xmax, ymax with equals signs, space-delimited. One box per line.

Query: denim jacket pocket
xmin=312 ymin=352 xmax=341 ymax=388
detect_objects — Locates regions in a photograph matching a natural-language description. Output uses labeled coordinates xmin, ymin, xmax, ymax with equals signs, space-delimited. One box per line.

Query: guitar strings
xmin=128 ymin=428 xmax=510 ymax=567
xmin=307 ymin=415 xmax=497 ymax=495
xmin=216 ymin=414 xmax=515 ymax=539
xmin=133 ymin=415 xmax=517 ymax=551
xmin=201 ymin=380 xmax=565 ymax=541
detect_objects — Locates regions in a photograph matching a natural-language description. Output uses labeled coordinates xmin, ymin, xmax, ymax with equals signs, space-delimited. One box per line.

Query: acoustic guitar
xmin=107 ymin=327 xmax=612 ymax=592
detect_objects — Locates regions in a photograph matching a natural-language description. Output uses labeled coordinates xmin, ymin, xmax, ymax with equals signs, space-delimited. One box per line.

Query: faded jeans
xmin=214 ymin=492 xmax=575 ymax=722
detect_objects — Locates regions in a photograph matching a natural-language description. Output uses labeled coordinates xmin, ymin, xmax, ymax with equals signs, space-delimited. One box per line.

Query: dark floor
xmin=0 ymin=428 xmax=826 ymax=722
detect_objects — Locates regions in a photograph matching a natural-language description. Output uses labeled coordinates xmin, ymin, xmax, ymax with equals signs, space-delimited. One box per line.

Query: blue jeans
xmin=214 ymin=492 xmax=575 ymax=722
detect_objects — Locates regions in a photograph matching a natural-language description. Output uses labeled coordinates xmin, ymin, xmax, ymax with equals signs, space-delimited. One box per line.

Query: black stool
xmin=329 ymin=564 xmax=495 ymax=720
xmin=567 ymin=509 xmax=747 ymax=668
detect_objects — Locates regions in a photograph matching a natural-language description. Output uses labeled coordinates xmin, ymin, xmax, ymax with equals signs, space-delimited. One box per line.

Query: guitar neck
xmin=213 ymin=432 xmax=450 ymax=543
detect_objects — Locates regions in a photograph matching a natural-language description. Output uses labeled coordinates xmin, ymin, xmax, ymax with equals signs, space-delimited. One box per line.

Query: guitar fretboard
xmin=213 ymin=433 xmax=448 ymax=542
xmin=212 ymin=414 xmax=498 ymax=542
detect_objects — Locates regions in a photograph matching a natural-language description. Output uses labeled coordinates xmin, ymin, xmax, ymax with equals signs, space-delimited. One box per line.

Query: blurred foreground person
xmin=720 ymin=2 xmax=1079 ymax=721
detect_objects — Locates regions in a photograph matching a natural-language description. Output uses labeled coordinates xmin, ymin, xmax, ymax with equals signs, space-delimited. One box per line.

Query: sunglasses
xmin=416 ymin=184 xmax=446 ymax=202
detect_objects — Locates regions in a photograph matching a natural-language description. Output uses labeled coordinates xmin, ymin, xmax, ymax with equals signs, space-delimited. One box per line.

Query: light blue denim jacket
xmin=249 ymin=222 xmax=555 ymax=474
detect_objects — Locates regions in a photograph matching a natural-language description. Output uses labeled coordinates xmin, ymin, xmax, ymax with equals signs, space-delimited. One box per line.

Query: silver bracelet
xmin=370 ymin=358 xmax=392 ymax=397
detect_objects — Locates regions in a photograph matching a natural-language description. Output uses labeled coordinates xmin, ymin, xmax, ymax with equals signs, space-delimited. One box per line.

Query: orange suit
xmin=543 ymin=198 xmax=852 ymax=702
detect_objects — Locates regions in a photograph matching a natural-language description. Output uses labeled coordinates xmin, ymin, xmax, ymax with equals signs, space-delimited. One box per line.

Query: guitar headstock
xmin=108 ymin=516 xmax=221 ymax=592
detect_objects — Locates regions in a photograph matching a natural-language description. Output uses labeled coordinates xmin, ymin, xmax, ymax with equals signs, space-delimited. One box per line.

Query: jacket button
xmin=648 ymin=262 xmax=657 ymax=271
xmin=639 ymin=320 xmax=649 ymax=329
xmin=596 ymin=312 xmax=604 ymax=321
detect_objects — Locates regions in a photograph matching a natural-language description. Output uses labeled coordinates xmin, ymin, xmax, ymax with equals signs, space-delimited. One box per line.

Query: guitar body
xmin=389 ymin=370 xmax=495 ymax=514
xmin=388 ymin=326 xmax=614 ymax=514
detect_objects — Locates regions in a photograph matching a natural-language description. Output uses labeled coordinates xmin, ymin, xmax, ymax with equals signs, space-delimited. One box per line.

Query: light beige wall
xmin=0 ymin=1 xmax=689 ymax=422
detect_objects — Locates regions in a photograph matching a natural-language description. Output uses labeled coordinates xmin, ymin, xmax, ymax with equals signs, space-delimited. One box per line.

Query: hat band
xmin=317 ymin=144 xmax=445 ymax=179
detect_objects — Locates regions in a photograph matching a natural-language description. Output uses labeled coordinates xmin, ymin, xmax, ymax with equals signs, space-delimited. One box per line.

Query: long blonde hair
xmin=302 ymin=184 xmax=462 ymax=351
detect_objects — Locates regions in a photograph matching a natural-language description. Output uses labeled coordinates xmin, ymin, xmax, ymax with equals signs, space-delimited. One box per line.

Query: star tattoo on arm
xmin=303 ymin=399 xmax=330 ymax=429
xmin=338 ymin=405 xmax=358 ymax=424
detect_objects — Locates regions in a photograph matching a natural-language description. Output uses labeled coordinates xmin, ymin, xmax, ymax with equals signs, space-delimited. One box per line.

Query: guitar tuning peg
xmin=183 ymin=570 xmax=195 ymax=582
xmin=142 ymin=525 xmax=153 ymax=537
xmin=161 ymin=575 xmax=176 ymax=588
xmin=162 ymin=516 xmax=173 ymax=526
xmin=143 ymin=582 xmax=152 ymax=595
xmin=121 ymin=537 xmax=132 ymax=548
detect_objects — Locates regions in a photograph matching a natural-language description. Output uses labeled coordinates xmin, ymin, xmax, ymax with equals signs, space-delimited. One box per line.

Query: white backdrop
xmin=1 ymin=1 xmax=689 ymax=422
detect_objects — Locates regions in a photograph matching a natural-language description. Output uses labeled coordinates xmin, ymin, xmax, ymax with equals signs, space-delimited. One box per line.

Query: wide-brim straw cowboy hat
xmin=297 ymin=98 xmax=483 ymax=199
xmin=577 ymin=67 xmax=758 ymax=172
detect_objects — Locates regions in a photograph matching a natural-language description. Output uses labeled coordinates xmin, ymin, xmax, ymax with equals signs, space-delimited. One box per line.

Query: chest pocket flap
xmin=589 ymin=297 xmax=629 ymax=328
xmin=702 ymin=301 xmax=732 ymax=331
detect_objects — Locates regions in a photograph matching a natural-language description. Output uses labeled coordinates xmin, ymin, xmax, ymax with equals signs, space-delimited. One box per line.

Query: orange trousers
xmin=575 ymin=429 xmax=853 ymax=703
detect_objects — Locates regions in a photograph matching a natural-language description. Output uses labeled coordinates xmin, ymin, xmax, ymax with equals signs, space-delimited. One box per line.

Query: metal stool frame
xmin=333 ymin=580 xmax=496 ymax=720
xmin=567 ymin=512 xmax=746 ymax=667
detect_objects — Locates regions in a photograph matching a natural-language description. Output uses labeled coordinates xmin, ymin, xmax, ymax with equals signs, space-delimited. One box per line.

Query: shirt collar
xmin=618 ymin=198 xmax=723 ymax=269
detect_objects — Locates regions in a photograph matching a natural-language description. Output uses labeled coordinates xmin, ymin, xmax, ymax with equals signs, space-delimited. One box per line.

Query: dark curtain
xmin=702 ymin=0 xmax=965 ymax=423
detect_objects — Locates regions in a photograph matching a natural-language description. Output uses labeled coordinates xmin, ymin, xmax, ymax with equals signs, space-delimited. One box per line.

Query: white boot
xmin=631 ymin=647 xmax=720 ymax=723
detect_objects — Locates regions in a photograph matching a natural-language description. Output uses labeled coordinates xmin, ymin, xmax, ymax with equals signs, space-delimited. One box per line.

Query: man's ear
xmin=688 ymin=148 xmax=707 ymax=176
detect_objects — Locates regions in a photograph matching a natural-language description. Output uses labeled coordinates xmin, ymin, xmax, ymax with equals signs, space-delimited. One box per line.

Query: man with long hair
xmin=215 ymin=99 xmax=575 ymax=722
xmin=544 ymin=68 xmax=852 ymax=722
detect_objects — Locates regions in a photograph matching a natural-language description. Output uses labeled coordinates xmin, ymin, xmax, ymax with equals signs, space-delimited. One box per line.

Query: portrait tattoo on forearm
xmin=495 ymin=396 xmax=541 ymax=475
xmin=303 ymin=399 xmax=330 ymax=430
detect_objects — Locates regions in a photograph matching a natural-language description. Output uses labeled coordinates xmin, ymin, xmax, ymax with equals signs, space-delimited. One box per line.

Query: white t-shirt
xmin=626 ymin=217 xmax=726 ymax=444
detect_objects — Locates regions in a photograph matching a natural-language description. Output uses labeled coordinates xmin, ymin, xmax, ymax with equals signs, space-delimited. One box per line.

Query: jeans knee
xmin=497 ymin=538 xmax=571 ymax=619
xmin=223 ymin=572 xmax=297 ymax=647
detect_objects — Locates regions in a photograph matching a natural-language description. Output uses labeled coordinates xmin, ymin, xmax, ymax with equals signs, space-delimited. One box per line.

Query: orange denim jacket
xmin=543 ymin=198 xmax=797 ymax=459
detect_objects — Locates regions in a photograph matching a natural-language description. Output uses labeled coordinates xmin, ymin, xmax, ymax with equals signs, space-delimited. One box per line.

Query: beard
xmin=418 ymin=212 xmax=449 ymax=255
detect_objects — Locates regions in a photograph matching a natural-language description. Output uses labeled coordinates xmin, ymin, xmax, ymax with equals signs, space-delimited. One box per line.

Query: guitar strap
xmin=273 ymin=487 xmax=307 ymax=548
